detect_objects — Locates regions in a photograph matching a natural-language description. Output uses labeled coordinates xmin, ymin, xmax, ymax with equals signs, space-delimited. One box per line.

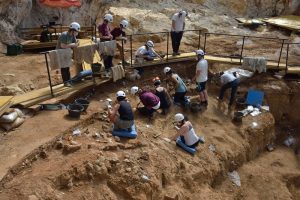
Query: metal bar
xmin=44 ymin=53 xmax=54 ymax=97
xmin=121 ymin=39 xmax=125 ymax=64
xmin=286 ymin=43 xmax=289 ymax=73
xmin=240 ymin=36 xmax=246 ymax=64
xmin=166 ymin=32 xmax=169 ymax=62
xmin=130 ymin=35 xmax=133 ymax=66
xmin=203 ymin=33 xmax=207 ymax=52
xmin=197 ymin=30 xmax=201 ymax=49
xmin=277 ymin=39 xmax=285 ymax=68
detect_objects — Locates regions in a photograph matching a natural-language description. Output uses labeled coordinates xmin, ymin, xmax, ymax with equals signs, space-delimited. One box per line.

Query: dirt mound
xmin=0 ymin=75 xmax=276 ymax=199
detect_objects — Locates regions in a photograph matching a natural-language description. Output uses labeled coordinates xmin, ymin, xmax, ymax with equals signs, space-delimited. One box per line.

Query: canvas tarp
xmin=39 ymin=0 xmax=81 ymax=8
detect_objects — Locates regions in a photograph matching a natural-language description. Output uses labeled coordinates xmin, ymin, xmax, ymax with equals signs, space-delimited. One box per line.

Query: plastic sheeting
xmin=39 ymin=0 xmax=81 ymax=8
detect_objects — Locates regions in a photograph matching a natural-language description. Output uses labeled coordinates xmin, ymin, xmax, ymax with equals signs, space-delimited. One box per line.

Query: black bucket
xmin=67 ymin=104 xmax=84 ymax=118
xmin=75 ymin=98 xmax=90 ymax=111
xmin=236 ymin=97 xmax=246 ymax=109
xmin=233 ymin=111 xmax=244 ymax=123
xmin=190 ymin=102 xmax=201 ymax=113
xmin=91 ymin=63 xmax=102 ymax=74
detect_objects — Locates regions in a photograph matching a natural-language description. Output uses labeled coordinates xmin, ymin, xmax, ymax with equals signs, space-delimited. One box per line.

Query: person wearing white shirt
xmin=193 ymin=49 xmax=208 ymax=106
xmin=218 ymin=71 xmax=240 ymax=107
xmin=171 ymin=10 xmax=187 ymax=56
xmin=135 ymin=40 xmax=162 ymax=64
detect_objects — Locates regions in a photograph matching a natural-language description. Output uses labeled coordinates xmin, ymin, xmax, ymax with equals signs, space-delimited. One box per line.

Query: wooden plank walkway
xmin=130 ymin=52 xmax=291 ymax=71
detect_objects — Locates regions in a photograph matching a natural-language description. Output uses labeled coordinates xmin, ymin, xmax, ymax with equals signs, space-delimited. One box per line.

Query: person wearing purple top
xmin=98 ymin=14 xmax=114 ymax=76
xmin=131 ymin=86 xmax=160 ymax=118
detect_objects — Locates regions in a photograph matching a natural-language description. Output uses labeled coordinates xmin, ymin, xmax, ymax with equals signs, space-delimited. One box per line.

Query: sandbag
xmin=0 ymin=117 xmax=25 ymax=131
xmin=0 ymin=111 xmax=18 ymax=123
xmin=0 ymin=108 xmax=24 ymax=123
xmin=176 ymin=137 xmax=197 ymax=155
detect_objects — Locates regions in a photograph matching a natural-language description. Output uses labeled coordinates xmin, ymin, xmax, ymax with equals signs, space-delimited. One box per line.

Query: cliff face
xmin=0 ymin=0 xmax=299 ymax=45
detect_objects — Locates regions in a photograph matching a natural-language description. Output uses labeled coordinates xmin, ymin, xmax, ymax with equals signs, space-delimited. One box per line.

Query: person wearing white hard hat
xmin=171 ymin=10 xmax=188 ymax=56
xmin=163 ymin=66 xmax=188 ymax=106
xmin=135 ymin=40 xmax=163 ymax=64
xmin=107 ymin=90 xmax=134 ymax=130
xmin=193 ymin=49 xmax=208 ymax=107
xmin=111 ymin=19 xmax=129 ymax=66
xmin=56 ymin=22 xmax=81 ymax=87
xmin=169 ymin=113 xmax=204 ymax=148
xmin=98 ymin=14 xmax=114 ymax=77
xmin=130 ymin=86 xmax=160 ymax=118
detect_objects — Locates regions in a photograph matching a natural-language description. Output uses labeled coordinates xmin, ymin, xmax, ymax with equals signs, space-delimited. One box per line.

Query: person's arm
xmin=170 ymin=124 xmax=188 ymax=141
xmin=108 ymin=103 xmax=120 ymax=122
xmin=61 ymin=42 xmax=78 ymax=49
xmin=171 ymin=74 xmax=180 ymax=88
xmin=193 ymin=68 xmax=201 ymax=82
xmin=172 ymin=20 xmax=176 ymax=31
xmin=152 ymin=49 xmax=163 ymax=60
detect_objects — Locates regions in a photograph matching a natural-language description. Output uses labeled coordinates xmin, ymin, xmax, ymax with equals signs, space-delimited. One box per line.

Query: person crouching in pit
xmin=108 ymin=91 xmax=134 ymax=131
xmin=153 ymin=77 xmax=172 ymax=115
xmin=169 ymin=113 xmax=204 ymax=148
xmin=131 ymin=86 xmax=160 ymax=119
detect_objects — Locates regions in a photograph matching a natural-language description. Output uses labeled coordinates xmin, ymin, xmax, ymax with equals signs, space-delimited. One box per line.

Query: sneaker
xmin=64 ymin=82 xmax=72 ymax=87
xmin=172 ymin=52 xmax=177 ymax=56
xmin=176 ymin=52 xmax=181 ymax=56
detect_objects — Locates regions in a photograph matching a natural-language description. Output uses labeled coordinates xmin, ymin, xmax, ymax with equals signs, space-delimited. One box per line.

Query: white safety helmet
xmin=116 ymin=90 xmax=126 ymax=98
xmin=130 ymin=86 xmax=139 ymax=95
xmin=174 ymin=113 xmax=185 ymax=122
xmin=179 ymin=10 xmax=188 ymax=17
xmin=196 ymin=49 xmax=205 ymax=56
xmin=104 ymin=14 xmax=113 ymax=22
xmin=69 ymin=22 xmax=80 ymax=32
xmin=146 ymin=40 xmax=154 ymax=48
xmin=163 ymin=66 xmax=171 ymax=74
xmin=120 ymin=19 xmax=129 ymax=29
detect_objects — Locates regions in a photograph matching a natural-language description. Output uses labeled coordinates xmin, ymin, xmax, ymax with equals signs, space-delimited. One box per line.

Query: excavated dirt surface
xmin=0 ymin=62 xmax=300 ymax=199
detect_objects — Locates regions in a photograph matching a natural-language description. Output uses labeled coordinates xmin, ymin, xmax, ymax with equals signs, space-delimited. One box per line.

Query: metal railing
xmin=127 ymin=30 xmax=299 ymax=70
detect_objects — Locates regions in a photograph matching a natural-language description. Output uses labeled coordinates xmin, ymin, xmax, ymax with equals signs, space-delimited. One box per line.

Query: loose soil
xmin=0 ymin=34 xmax=300 ymax=200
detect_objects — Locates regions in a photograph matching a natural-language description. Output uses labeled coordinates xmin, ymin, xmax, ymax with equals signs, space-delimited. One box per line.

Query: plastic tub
xmin=75 ymin=98 xmax=90 ymax=111
xmin=190 ymin=102 xmax=201 ymax=113
xmin=67 ymin=104 xmax=84 ymax=118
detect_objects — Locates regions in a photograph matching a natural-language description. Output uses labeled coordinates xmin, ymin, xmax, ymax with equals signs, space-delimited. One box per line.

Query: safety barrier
xmin=127 ymin=30 xmax=300 ymax=71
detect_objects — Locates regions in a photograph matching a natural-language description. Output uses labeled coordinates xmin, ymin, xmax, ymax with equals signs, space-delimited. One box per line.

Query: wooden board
xmin=0 ymin=96 xmax=13 ymax=116
xmin=12 ymin=78 xmax=110 ymax=108
xmin=263 ymin=15 xmax=300 ymax=32
xmin=287 ymin=67 xmax=300 ymax=74
xmin=130 ymin=52 xmax=287 ymax=70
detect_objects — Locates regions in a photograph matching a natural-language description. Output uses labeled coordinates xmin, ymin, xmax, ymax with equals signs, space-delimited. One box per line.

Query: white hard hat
xmin=104 ymin=14 xmax=113 ymax=22
xmin=146 ymin=40 xmax=154 ymax=48
xmin=179 ymin=10 xmax=188 ymax=17
xmin=120 ymin=20 xmax=129 ymax=29
xmin=116 ymin=90 xmax=126 ymax=97
xmin=196 ymin=49 xmax=205 ymax=56
xmin=163 ymin=66 xmax=171 ymax=74
xmin=130 ymin=86 xmax=139 ymax=95
xmin=174 ymin=113 xmax=185 ymax=122
xmin=69 ymin=22 xmax=80 ymax=32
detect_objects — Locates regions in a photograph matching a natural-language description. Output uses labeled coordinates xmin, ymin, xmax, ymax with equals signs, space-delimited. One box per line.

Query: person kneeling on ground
xmin=131 ymin=86 xmax=160 ymax=118
xmin=153 ymin=77 xmax=172 ymax=115
xmin=218 ymin=71 xmax=240 ymax=108
xmin=169 ymin=113 xmax=204 ymax=148
xmin=135 ymin=40 xmax=163 ymax=64
xmin=108 ymin=91 xmax=134 ymax=131
xmin=164 ymin=66 xmax=188 ymax=106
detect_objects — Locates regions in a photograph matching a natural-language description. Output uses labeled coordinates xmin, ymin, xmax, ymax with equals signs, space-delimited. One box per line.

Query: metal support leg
xmin=240 ymin=36 xmax=246 ymax=64
xmin=166 ymin=32 xmax=169 ymax=62
xmin=277 ymin=39 xmax=285 ymax=69
xmin=44 ymin=53 xmax=54 ymax=97
xmin=130 ymin=35 xmax=133 ymax=66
